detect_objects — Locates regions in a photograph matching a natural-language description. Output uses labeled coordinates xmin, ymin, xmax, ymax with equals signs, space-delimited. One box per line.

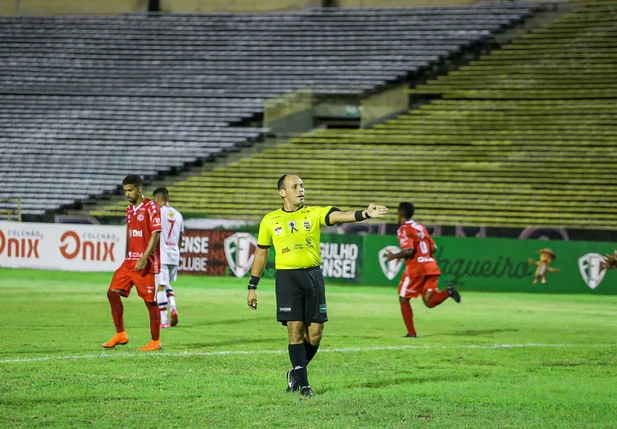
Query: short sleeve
xmin=257 ymin=216 xmax=272 ymax=248
xmin=149 ymin=203 xmax=162 ymax=232
xmin=317 ymin=206 xmax=338 ymax=227
xmin=398 ymin=226 xmax=416 ymax=250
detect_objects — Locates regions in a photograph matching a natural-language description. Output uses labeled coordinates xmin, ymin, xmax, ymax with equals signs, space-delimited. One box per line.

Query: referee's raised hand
xmin=367 ymin=203 xmax=388 ymax=219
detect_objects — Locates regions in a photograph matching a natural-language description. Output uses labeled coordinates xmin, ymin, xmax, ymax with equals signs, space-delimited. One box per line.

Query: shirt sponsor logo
xmin=282 ymin=247 xmax=290 ymax=254
xmin=129 ymin=229 xmax=143 ymax=238
xmin=288 ymin=221 xmax=298 ymax=234
xmin=294 ymin=244 xmax=303 ymax=250
xmin=417 ymin=256 xmax=435 ymax=263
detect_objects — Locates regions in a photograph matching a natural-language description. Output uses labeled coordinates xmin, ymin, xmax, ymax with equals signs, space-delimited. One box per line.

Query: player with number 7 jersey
xmin=153 ymin=187 xmax=184 ymax=328
xmin=386 ymin=202 xmax=461 ymax=338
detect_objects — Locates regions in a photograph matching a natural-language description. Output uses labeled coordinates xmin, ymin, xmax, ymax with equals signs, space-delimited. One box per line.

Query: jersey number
xmin=167 ymin=220 xmax=176 ymax=240
xmin=419 ymin=240 xmax=429 ymax=255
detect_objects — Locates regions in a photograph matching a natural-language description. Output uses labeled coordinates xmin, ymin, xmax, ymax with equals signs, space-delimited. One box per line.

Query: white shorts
xmin=156 ymin=264 xmax=178 ymax=286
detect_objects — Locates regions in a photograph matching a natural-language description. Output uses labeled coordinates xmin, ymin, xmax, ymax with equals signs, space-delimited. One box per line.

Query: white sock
xmin=166 ymin=286 xmax=176 ymax=309
xmin=157 ymin=291 xmax=169 ymax=325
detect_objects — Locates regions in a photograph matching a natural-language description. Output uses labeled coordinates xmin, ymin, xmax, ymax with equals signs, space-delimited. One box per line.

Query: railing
xmin=0 ymin=197 xmax=22 ymax=222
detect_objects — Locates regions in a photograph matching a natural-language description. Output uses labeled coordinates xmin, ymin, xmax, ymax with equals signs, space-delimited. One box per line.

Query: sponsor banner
xmin=179 ymin=229 xmax=232 ymax=275
xmin=179 ymin=229 xmax=362 ymax=283
xmin=319 ymin=234 xmax=362 ymax=283
xmin=0 ymin=221 xmax=125 ymax=271
xmin=364 ymin=236 xmax=617 ymax=294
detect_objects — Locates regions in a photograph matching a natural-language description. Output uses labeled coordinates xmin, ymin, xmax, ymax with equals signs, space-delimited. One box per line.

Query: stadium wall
xmin=2 ymin=221 xmax=614 ymax=294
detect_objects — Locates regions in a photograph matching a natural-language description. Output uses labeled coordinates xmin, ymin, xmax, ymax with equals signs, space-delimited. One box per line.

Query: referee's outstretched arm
xmin=328 ymin=203 xmax=388 ymax=224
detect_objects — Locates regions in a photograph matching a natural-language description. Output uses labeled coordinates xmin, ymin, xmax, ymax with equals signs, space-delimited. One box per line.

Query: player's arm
xmin=328 ymin=203 xmax=388 ymax=225
xmin=135 ymin=231 xmax=160 ymax=271
xmin=386 ymin=247 xmax=414 ymax=261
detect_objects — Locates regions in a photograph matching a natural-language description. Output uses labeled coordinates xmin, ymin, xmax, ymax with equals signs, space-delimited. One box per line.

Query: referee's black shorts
xmin=275 ymin=267 xmax=328 ymax=326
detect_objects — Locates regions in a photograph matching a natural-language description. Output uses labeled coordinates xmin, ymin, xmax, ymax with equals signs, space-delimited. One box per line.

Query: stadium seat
xmin=89 ymin=1 xmax=616 ymax=230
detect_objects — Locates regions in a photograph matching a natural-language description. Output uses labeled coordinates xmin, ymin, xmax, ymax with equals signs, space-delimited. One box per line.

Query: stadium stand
xmin=0 ymin=3 xmax=538 ymax=218
xmin=93 ymin=0 xmax=617 ymax=230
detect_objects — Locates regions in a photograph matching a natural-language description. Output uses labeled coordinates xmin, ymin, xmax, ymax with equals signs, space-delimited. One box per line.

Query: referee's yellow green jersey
xmin=257 ymin=205 xmax=336 ymax=270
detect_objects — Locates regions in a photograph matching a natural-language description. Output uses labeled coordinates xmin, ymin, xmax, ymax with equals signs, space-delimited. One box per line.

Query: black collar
xmin=282 ymin=205 xmax=303 ymax=213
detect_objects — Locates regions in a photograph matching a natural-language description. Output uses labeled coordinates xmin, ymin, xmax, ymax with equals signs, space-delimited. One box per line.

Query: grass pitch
xmin=1 ymin=268 xmax=616 ymax=428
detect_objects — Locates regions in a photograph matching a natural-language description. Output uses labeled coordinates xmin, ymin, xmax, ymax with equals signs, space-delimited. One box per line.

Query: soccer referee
xmin=247 ymin=174 xmax=387 ymax=397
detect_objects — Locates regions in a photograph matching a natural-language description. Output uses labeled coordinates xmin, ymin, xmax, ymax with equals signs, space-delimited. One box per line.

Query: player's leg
xmin=398 ymin=272 xmax=417 ymax=337
xmin=276 ymin=270 xmax=308 ymax=394
xmin=102 ymin=265 xmax=132 ymax=348
xmin=156 ymin=267 xmax=170 ymax=328
xmin=303 ymin=268 xmax=327 ymax=367
xmin=132 ymin=272 xmax=161 ymax=351
xmin=167 ymin=265 xmax=178 ymax=326
xmin=422 ymin=276 xmax=461 ymax=308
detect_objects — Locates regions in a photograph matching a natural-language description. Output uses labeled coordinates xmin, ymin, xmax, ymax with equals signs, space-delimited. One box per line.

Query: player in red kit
xmin=386 ymin=202 xmax=461 ymax=337
xmin=102 ymin=174 xmax=163 ymax=351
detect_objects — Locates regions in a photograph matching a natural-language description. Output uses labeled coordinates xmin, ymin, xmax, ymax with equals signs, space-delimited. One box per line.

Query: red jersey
xmin=126 ymin=198 xmax=161 ymax=274
xmin=396 ymin=219 xmax=440 ymax=277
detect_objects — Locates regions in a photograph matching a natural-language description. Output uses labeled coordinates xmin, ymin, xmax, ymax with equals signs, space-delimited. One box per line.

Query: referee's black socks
xmin=288 ymin=344 xmax=310 ymax=388
xmin=304 ymin=340 xmax=320 ymax=365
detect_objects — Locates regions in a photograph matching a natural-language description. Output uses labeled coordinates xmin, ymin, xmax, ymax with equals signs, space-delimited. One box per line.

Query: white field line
xmin=1 ymin=343 xmax=616 ymax=365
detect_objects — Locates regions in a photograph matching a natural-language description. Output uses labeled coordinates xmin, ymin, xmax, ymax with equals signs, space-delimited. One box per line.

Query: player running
xmin=102 ymin=175 xmax=162 ymax=351
xmin=153 ymin=187 xmax=184 ymax=328
xmin=386 ymin=202 xmax=461 ymax=338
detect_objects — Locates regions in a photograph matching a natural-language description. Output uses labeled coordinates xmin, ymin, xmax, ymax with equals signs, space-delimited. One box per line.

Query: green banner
xmin=363 ymin=236 xmax=617 ymax=295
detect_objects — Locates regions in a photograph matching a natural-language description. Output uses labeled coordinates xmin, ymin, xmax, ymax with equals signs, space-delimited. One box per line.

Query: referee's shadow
xmin=185 ymin=315 xmax=272 ymax=328
xmin=182 ymin=336 xmax=281 ymax=349
xmin=350 ymin=374 xmax=464 ymax=390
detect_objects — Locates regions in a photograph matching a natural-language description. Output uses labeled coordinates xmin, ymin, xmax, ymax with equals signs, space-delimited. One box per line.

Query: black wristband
xmin=354 ymin=210 xmax=364 ymax=221
xmin=248 ymin=275 xmax=260 ymax=290
xmin=364 ymin=210 xmax=371 ymax=219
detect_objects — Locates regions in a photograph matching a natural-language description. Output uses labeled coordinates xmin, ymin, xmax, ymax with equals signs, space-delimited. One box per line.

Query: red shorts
xmin=398 ymin=273 xmax=439 ymax=299
xmin=109 ymin=260 xmax=156 ymax=302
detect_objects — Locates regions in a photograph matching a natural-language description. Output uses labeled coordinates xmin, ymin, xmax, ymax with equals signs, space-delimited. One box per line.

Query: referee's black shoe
xmin=447 ymin=284 xmax=461 ymax=303
xmin=286 ymin=369 xmax=299 ymax=393
xmin=300 ymin=386 xmax=313 ymax=397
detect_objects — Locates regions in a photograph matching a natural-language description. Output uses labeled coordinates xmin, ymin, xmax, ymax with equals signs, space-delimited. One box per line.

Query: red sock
xmin=400 ymin=301 xmax=416 ymax=336
xmin=428 ymin=289 xmax=450 ymax=308
xmin=146 ymin=301 xmax=161 ymax=341
xmin=107 ymin=289 xmax=125 ymax=333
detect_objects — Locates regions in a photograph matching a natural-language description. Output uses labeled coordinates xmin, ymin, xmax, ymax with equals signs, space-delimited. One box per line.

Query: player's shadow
xmin=182 ymin=337 xmax=282 ymax=349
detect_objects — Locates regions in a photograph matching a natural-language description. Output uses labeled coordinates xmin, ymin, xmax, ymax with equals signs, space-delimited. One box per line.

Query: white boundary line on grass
xmin=1 ymin=343 xmax=616 ymax=365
